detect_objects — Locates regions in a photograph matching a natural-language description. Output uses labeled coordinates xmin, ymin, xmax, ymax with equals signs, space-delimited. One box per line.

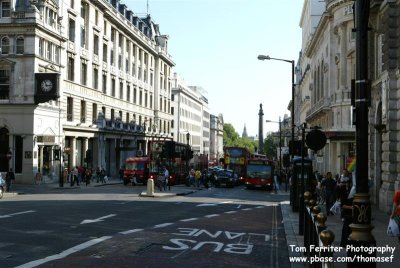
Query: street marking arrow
xmin=80 ymin=214 xmax=116 ymax=224
xmin=0 ymin=210 xmax=36 ymax=219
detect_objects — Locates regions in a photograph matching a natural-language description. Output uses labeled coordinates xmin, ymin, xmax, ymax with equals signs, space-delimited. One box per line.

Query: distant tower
xmin=242 ymin=124 xmax=248 ymax=138
xmin=258 ymin=103 xmax=264 ymax=154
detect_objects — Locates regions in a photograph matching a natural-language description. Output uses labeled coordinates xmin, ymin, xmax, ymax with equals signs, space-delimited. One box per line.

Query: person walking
xmin=321 ymin=172 xmax=336 ymax=216
xmin=5 ymin=168 xmax=15 ymax=192
xmin=391 ymin=190 xmax=400 ymax=243
xmin=195 ymin=169 xmax=201 ymax=188
xmin=338 ymin=176 xmax=353 ymax=247
xmin=164 ymin=166 xmax=170 ymax=191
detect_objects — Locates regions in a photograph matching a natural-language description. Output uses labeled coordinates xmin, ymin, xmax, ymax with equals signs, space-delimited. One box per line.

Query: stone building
xmin=0 ymin=0 xmax=174 ymax=182
xmin=298 ymin=0 xmax=400 ymax=213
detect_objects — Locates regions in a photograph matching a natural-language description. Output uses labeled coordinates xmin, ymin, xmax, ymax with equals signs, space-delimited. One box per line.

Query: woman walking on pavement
xmin=391 ymin=190 xmax=400 ymax=243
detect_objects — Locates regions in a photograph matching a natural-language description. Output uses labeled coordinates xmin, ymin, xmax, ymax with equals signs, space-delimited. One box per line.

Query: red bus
xmin=123 ymin=157 xmax=149 ymax=185
xmin=223 ymin=147 xmax=251 ymax=181
xmin=147 ymin=139 xmax=190 ymax=185
xmin=244 ymin=158 xmax=274 ymax=190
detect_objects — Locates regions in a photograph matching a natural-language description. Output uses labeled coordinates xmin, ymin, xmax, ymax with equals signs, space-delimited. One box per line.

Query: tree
xmin=263 ymin=132 xmax=278 ymax=159
xmin=223 ymin=123 xmax=257 ymax=153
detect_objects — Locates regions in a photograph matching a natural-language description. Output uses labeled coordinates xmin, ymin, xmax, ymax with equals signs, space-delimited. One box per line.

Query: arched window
xmin=1 ymin=37 xmax=9 ymax=54
xmin=16 ymin=36 xmax=24 ymax=54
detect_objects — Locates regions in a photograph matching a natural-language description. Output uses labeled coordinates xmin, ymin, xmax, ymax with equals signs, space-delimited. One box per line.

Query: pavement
xmin=2 ymin=181 xmax=399 ymax=267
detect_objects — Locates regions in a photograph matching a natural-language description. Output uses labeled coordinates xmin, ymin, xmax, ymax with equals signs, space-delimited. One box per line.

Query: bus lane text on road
xmin=162 ymin=227 xmax=270 ymax=255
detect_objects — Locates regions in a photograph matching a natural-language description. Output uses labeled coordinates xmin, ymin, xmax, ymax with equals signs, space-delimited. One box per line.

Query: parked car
xmin=214 ymin=169 xmax=238 ymax=188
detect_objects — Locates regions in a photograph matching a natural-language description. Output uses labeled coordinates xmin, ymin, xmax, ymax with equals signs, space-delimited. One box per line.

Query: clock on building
xmin=34 ymin=73 xmax=60 ymax=104
xmin=40 ymin=79 xmax=53 ymax=92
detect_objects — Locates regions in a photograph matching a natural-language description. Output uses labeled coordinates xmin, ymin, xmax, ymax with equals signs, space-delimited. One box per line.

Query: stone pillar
xmin=71 ymin=137 xmax=77 ymax=168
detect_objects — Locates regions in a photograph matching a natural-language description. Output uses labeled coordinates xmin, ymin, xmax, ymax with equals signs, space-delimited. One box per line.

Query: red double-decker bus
xmin=123 ymin=156 xmax=149 ymax=185
xmin=223 ymin=146 xmax=251 ymax=183
xmin=244 ymin=158 xmax=275 ymax=190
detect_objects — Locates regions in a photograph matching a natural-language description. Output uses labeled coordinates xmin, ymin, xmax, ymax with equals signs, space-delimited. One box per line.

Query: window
xmin=111 ymin=78 xmax=116 ymax=97
xmin=93 ymin=35 xmax=99 ymax=55
xmin=80 ymin=100 xmax=86 ymax=123
xmin=81 ymin=26 xmax=86 ymax=48
xmin=139 ymin=90 xmax=143 ymax=105
xmin=95 ymin=9 xmax=99 ymax=25
xmin=67 ymin=97 xmax=73 ymax=121
xmin=67 ymin=56 xmax=74 ymax=81
xmin=133 ymin=87 xmax=137 ymax=104
xmin=119 ymin=81 xmax=123 ymax=100
xmin=93 ymin=67 xmax=98 ymax=89
xmin=0 ymin=69 xmax=9 ymax=100
xmin=54 ymin=46 xmax=60 ymax=64
xmin=127 ymin=85 xmax=130 ymax=102
xmin=102 ymin=106 xmax=106 ymax=118
xmin=1 ymin=1 xmax=10 ymax=17
xmin=46 ymin=41 xmax=52 ymax=60
xmin=150 ymin=94 xmax=153 ymax=109
xmin=102 ymin=74 xmax=107 ymax=94
xmin=1 ymin=37 xmax=9 ymax=54
xmin=145 ymin=91 xmax=148 ymax=107
xmin=111 ymin=109 xmax=115 ymax=120
xmin=81 ymin=61 xmax=87 ymax=85
xmin=39 ymin=38 xmax=44 ymax=57
xmin=16 ymin=37 xmax=24 ymax=54
xmin=103 ymin=20 xmax=107 ymax=35
xmin=68 ymin=19 xmax=75 ymax=42
xmin=103 ymin=44 xmax=107 ymax=62
xmin=92 ymin=103 xmax=97 ymax=123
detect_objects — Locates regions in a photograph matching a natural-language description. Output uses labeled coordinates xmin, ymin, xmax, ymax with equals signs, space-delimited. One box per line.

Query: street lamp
xmin=257 ymin=55 xmax=295 ymax=164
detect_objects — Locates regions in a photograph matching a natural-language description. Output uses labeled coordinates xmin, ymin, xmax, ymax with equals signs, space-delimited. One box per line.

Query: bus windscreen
xmin=246 ymin=164 xmax=272 ymax=179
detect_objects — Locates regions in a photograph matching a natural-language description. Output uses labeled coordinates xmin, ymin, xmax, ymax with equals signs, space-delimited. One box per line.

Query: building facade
xmin=171 ymin=73 xmax=210 ymax=167
xmin=209 ymin=113 xmax=224 ymax=165
xmin=298 ymin=0 xmax=400 ymax=213
xmin=0 ymin=0 xmax=174 ymax=183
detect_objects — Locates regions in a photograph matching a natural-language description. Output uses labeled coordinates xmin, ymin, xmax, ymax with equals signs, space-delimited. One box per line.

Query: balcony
xmin=306 ymin=97 xmax=331 ymax=120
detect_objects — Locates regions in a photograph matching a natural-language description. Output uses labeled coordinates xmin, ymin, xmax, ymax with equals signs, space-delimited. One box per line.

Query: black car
xmin=214 ymin=169 xmax=238 ymax=188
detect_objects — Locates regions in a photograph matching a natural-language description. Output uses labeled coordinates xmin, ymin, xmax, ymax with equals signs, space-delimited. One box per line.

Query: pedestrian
xmin=164 ymin=166 xmax=170 ymax=191
xmin=119 ymin=166 xmax=124 ymax=181
xmin=85 ymin=168 xmax=92 ymax=186
xmin=321 ymin=172 xmax=336 ymax=216
xmin=390 ymin=190 xmax=400 ymax=243
xmin=338 ymin=175 xmax=353 ymax=247
xmin=188 ymin=168 xmax=195 ymax=186
xmin=195 ymin=169 xmax=201 ymax=188
xmin=5 ymin=168 xmax=15 ymax=192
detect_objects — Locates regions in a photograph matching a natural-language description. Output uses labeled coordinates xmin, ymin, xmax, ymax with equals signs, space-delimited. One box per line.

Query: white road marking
xmin=80 ymin=214 xmax=116 ymax=224
xmin=242 ymin=208 xmax=252 ymax=211
xmin=180 ymin=218 xmax=198 ymax=222
xmin=220 ymin=201 xmax=233 ymax=204
xmin=255 ymin=206 xmax=264 ymax=209
xmin=153 ymin=223 xmax=174 ymax=228
xmin=204 ymin=214 xmax=219 ymax=218
xmin=224 ymin=211 xmax=237 ymax=214
xmin=0 ymin=210 xmax=36 ymax=219
xmin=15 ymin=236 xmax=112 ymax=268
xmin=196 ymin=203 xmax=217 ymax=207
xmin=237 ymin=205 xmax=242 ymax=209
xmin=119 ymin=229 xmax=144 ymax=235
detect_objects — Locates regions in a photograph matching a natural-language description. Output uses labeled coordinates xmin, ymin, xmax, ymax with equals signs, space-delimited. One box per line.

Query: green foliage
xmin=223 ymin=123 xmax=257 ymax=153
xmin=264 ymin=132 xmax=278 ymax=159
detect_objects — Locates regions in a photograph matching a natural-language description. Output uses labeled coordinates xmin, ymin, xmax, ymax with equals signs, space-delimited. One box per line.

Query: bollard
xmin=320 ymin=229 xmax=335 ymax=268
xmin=147 ymin=179 xmax=154 ymax=196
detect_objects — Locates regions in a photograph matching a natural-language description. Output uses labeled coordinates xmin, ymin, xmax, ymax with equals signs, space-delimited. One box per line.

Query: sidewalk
xmin=281 ymin=199 xmax=400 ymax=267
xmin=3 ymin=178 xmax=199 ymax=197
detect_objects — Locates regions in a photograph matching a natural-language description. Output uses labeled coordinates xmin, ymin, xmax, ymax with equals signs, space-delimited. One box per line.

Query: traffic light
xmin=289 ymin=140 xmax=307 ymax=157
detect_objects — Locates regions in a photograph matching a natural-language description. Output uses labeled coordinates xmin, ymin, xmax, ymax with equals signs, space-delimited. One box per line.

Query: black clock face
xmin=41 ymin=79 xmax=53 ymax=92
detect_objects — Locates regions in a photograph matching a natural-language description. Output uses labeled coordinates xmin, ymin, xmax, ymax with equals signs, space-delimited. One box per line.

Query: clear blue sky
xmin=126 ymin=0 xmax=303 ymax=137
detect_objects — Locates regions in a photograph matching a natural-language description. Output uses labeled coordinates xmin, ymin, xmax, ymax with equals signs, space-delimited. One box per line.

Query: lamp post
xmin=186 ymin=132 xmax=190 ymax=172
xmin=257 ymin=55 xmax=295 ymax=163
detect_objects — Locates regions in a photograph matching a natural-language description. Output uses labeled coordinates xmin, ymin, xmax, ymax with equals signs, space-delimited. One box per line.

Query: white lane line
xmin=237 ymin=205 xmax=242 ymax=209
xmin=180 ymin=218 xmax=198 ymax=222
xmin=153 ymin=223 xmax=174 ymax=228
xmin=16 ymin=236 xmax=112 ymax=268
xmin=204 ymin=214 xmax=219 ymax=218
xmin=220 ymin=201 xmax=233 ymax=204
xmin=255 ymin=206 xmax=264 ymax=209
xmin=0 ymin=210 xmax=36 ymax=219
xmin=242 ymin=208 xmax=252 ymax=211
xmin=196 ymin=203 xmax=217 ymax=207
xmin=224 ymin=211 xmax=237 ymax=214
xmin=119 ymin=229 xmax=144 ymax=235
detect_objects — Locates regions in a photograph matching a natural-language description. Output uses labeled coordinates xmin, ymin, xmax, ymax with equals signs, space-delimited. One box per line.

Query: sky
xmin=125 ymin=0 xmax=303 ymax=137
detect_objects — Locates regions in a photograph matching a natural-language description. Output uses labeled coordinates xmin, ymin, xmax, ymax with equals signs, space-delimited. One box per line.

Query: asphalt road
xmin=0 ymin=184 xmax=290 ymax=268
